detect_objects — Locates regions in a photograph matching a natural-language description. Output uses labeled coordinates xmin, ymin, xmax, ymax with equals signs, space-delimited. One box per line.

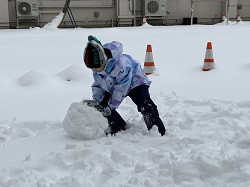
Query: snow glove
xmin=97 ymin=105 xmax=111 ymax=117
xmin=83 ymin=99 xmax=99 ymax=108
xmin=83 ymin=99 xmax=111 ymax=117
xmin=105 ymin=110 xmax=127 ymax=136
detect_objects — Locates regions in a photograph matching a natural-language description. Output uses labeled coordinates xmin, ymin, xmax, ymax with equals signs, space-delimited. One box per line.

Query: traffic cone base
xmin=144 ymin=66 xmax=155 ymax=75
xmin=202 ymin=63 xmax=214 ymax=71
xmin=142 ymin=16 xmax=147 ymax=25
xmin=222 ymin=13 xmax=226 ymax=22
xmin=236 ymin=13 xmax=242 ymax=22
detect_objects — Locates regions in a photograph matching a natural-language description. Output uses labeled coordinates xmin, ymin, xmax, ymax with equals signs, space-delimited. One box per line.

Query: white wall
xmin=0 ymin=0 xmax=9 ymax=26
xmin=167 ymin=0 xmax=191 ymax=19
xmin=193 ymin=1 xmax=221 ymax=18
xmin=118 ymin=0 xmax=132 ymax=16
xmin=39 ymin=0 xmax=116 ymax=27
xmin=167 ymin=0 xmax=222 ymax=19
xmin=1 ymin=0 xmax=250 ymax=28
xmin=238 ymin=0 xmax=250 ymax=18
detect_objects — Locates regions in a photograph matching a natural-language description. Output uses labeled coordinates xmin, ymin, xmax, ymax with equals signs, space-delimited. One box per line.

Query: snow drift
xmin=42 ymin=12 xmax=65 ymax=30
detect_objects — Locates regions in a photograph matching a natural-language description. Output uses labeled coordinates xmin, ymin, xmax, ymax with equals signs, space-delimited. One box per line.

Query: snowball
xmin=63 ymin=102 xmax=108 ymax=140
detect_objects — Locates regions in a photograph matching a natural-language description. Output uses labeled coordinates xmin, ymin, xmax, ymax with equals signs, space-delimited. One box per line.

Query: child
xmin=83 ymin=35 xmax=166 ymax=136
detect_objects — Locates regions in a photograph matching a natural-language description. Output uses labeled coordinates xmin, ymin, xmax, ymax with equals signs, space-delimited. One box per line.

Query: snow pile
xmin=141 ymin=22 xmax=152 ymax=27
xmin=16 ymin=70 xmax=47 ymax=87
xmin=236 ymin=21 xmax=247 ymax=25
xmin=42 ymin=12 xmax=65 ymax=29
xmin=57 ymin=64 xmax=85 ymax=82
xmin=63 ymin=102 xmax=108 ymax=140
xmin=216 ymin=20 xmax=247 ymax=25
xmin=216 ymin=20 xmax=232 ymax=25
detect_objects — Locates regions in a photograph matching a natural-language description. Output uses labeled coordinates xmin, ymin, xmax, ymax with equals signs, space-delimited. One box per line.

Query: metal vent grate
xmin=147 ymin=1 xmax=159 ymax=14
xmin=18 ymin=2 xmax=31 ymax=15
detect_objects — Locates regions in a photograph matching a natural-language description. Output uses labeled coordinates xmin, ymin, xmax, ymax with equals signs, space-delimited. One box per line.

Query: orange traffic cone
xmin=142 ymin=16 xmax=147 ymax=25
xmin=143 ymin=45 xmax=155 ymax=75
xmin=202 ymin=42 xmax=214 ymax=71
xmin=222 ymin=13 xmax=226 ymax=22
xmin=236 ymin=13 xmax=242 ymax=22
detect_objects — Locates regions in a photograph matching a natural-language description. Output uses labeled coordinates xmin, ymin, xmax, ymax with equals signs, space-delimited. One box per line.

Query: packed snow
xmin=42 ymin=12 xmax=65 ymax=30
xmin=63 ymin=102 xmax=108 ymax=140
xmin=1 ymin=19 xmax=250 ymax=186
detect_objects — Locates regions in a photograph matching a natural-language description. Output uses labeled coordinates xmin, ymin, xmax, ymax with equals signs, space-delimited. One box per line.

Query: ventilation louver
xmin=145 ymin=0 xmax=167 ymax=17
xmin=18 ymin=2 xmax=31 ymax=15
xmin=147 ymin=1 xmax=159 ymax=14
xmin=16 ymin=0 xmax=39 ymax=17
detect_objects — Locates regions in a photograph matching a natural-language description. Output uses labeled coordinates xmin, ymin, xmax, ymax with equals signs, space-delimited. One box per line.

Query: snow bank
xmin=216 ymin=20 xmax=232 ymax=25
xmin=236 ymin=21 xmax=247 ymax=25
xmin=42 ymin=12 xmax=65 ymax=29
xmin=141 ymin=22 xmax=153 ymax=27
xmin=63 ymin=101 xmax=108 ymax=140
xmin=57 ymin=64 xmax=85 ymax=82
xmin=16 ymin=70 xmax=47 ymax=87
xmin=216 ymin=20 xmax=248 ymax=25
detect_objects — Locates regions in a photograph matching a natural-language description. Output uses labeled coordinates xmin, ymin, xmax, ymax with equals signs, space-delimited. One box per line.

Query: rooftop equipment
xmin=144 ymin=0 xmax=167 ymax=17
xmin=16 ymin=0 xmax=39 ymax=27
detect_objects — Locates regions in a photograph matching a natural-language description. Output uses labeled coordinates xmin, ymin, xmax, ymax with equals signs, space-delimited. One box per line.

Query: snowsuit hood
xmin=103 ymin=41 xmax=123 ymax=73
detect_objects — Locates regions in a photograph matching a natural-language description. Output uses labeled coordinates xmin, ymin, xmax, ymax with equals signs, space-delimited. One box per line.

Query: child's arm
xmin=91 ymin=81 xmax=105 ymax=102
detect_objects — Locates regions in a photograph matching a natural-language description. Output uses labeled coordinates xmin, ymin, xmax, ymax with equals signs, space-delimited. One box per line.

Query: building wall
xmin=0 ymin=0 xmax=9 ymax=27
xmin=1 ymin=0 xmax=250 ymax=28
xmin=39 ymin=0 xmax=116 ymax=27
xmin=167 ymin=0 xmax=245 ymax=24
xmin=193 ymin=0 xmax=222 ymax=24
xmin=193 ymin=1 xmax=221 ymax=18
xmin=167 ymin=0 xmax=222 ymax=24
xmin=238 ymin=0 xmax=250 ymax=20
xmin=167 ymin=0 xmax=191 ymax=19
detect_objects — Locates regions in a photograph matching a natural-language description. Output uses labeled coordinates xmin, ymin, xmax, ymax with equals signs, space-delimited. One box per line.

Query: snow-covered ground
xmin=1 ymin=20 xmax=250 ymax=186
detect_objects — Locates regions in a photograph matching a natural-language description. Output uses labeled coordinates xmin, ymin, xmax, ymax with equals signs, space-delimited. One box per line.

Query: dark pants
xmin=107 ymin=85 xmax=166 ymax=135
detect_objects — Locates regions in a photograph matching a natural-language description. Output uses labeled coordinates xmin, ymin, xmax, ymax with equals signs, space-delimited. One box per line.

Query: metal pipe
xmin=133 ymin=0 xmax=136 ymax=26
xmin=128 ymin=0 xmax=132 ymax=12
xmin=191 ymin=1 xmax=194 ymax=25
xmin=226 ymin=0 xmax=229 ymax=25
xmin=39 ymin=0 xmax=115 ymax=8
xmin=116 ymin=0 xmax=119 ymax=27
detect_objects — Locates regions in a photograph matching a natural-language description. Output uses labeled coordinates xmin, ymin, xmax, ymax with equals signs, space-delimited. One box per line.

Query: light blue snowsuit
xmin=91 ymin=41 xmax=151 ymax=110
